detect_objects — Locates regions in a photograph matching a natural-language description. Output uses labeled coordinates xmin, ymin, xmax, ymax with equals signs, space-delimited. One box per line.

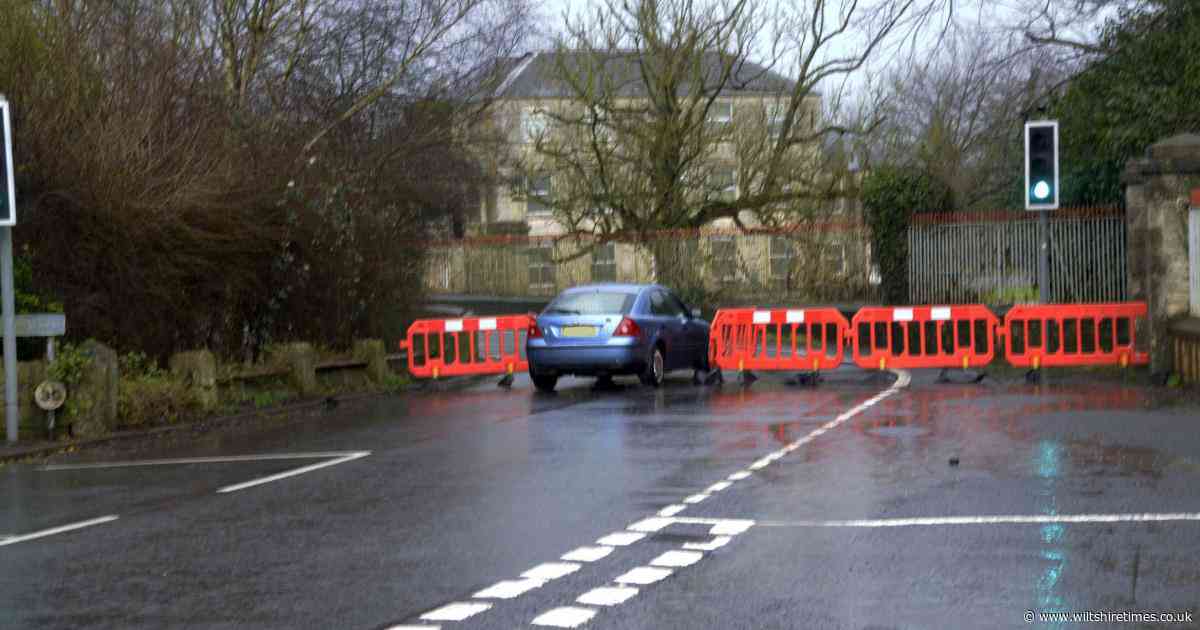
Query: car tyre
xmin=639 ymin=346 xmax=665 ymax=388
xmin=531 ymin=373 xmax=559 ymax=393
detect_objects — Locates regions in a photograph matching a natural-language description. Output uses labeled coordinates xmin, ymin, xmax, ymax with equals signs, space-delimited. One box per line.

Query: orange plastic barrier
xmin=851 ymin=305 xmax=1000 ymax=370
xmin=1002 ymin=303 xmax=1149 ymax=368
xmin=709 ymin=307 xmax=850 ymax=372
xmin=399 ymin=314 xmax=531 ymax=378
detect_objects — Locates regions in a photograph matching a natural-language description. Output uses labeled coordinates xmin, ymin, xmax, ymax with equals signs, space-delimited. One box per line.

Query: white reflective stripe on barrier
xmin=893 ymin=308 xmax=914 ymax=322
xmin=445 ymin=319 xmax=464 ymax=332
xmin=480 ymin=318 xmax=497 ymax=331
xmin=931 ymin=307 xmax=951 ymax=321
xmin=753 ymin=311 xmax=771 ymax=324
xmin=786 ymin=310 xmax=804 ymax=324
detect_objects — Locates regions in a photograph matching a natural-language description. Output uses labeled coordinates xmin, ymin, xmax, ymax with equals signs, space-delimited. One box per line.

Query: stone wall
xmin=1123 ymin=134 xmax=1200 ymax=373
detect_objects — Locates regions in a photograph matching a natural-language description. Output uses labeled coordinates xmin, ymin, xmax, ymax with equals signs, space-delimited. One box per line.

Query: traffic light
xmin=1024 ymin=120 xmax=1058 ymax=210
xmin=0 ymin=96 xmax=13 ymax=225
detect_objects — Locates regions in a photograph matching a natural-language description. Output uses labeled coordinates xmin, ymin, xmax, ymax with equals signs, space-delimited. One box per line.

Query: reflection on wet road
xmin=1 ymin=368 xmax=1198 ymax=630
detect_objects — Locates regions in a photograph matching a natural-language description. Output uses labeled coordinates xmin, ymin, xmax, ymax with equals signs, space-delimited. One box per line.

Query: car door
xmin=648 ymin=290 xmax=685 ymax=370
xmin=668 ymin=291 xmax=708 ymax=366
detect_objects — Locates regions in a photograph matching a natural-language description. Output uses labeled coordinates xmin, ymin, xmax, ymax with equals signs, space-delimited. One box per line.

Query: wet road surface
xmin=2 ymin=368 xmax=1199 ymax=629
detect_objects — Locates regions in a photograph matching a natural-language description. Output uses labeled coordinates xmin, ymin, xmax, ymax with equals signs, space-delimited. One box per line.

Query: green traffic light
xmin=1033 ymin=180 xmax=1051 ymax=200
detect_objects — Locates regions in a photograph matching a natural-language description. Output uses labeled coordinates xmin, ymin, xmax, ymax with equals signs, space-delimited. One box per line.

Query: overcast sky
xmin=523 ymin=0 xmax=1109 ymax=107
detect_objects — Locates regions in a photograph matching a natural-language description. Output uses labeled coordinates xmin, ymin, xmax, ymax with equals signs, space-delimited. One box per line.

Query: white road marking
xmin=386 ymin=626 xmax=440 ymax=630
xmin=596 ymin=532 xmax=645 ymax=546
xmin=758 ymin=513 xmax=1200 ymax=528
xmin=671 ymin=517 xmax=757 ymax=536
xmin=650 ymin=550 xmax=704 ymax=568
xmin=614 ymin=566 xmax=673 ymax=585
xmin=216 ymin=451 xmax=371 ymax=493
xmin=706 ymin=481 xmax=732 ymax=493
xmin=561 ymin=546 xmax=614 ymax=562
xmin=683 ymin=536 xmax=732 ymax=551
xmin=627 ymin=517 xmax=673 ymax=533
xmin=727 ymin=471 xmax=751 ymax=481
xmin=522 ymin=562 xmax=582 ymax=581
xmin=0 ymin=515 xmax=119 ymax=547
xmin=419 ymin=602 xmax=491 ymax=622
xmin=531 ymin=606 xmax=596 ymax=628
xmin=39 ymin=452 xmax=368 ymax=471
xmin=473 ymin=578 xmax=546 ymax=599
xmin=682 ymin=494 xmax=708 ymax=504
xmin=658 ymin=505 xmax=687 ymax=517
xmin=577 ymin=586 xmax=638 ymax=606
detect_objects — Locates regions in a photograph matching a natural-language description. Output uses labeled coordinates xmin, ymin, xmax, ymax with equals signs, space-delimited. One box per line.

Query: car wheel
xmin=531 ymin=373 xmax=558 ymax=392
xmin=639 ymin=346 xmax=665 ymax=387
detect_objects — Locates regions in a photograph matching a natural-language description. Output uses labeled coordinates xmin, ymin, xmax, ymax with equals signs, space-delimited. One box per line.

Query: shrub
xmin=861 ymin=167 xmax=953 ymax=304
xmin=117 ymin=374 xmax=201 ymax=428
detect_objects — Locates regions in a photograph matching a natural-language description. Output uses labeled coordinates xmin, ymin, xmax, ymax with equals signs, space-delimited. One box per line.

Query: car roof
xmin=558 ymin=283 xmax=662 ymax=294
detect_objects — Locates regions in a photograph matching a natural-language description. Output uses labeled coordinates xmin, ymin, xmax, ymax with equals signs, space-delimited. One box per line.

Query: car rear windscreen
xmin=545 ymin=291 xmax=637 ymax=315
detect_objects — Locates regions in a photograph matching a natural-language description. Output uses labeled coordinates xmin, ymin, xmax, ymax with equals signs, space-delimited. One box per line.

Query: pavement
xmin=1 ymin=366 xmax=1199 ymax=629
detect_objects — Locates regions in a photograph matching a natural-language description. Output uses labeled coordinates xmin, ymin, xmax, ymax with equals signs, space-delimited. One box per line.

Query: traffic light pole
xmin=1038 ymin=210 xmax=1050 ymax=303
xmin=2 ymin=226 xmax=15 ymax=443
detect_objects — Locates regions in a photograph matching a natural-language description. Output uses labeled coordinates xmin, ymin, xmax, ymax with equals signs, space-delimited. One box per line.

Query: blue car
xmin=526 ymin=283 xmax=711 ymax=392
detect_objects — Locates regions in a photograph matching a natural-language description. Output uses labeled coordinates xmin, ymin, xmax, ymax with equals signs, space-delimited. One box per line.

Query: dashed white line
xmin=658 ymin=504 xmax=687 ymax=517
xmin=577 ymin=586 xmax=639 ymax=606
xmin=216 ymin=451 xmax=371 ymax=493
xmin=758 ymin=512 xmax=1200 ymax=528
xmin=0 ymin=515 xmax=120 ymax=547
xmin=561 ymin=546 xmax=614 ymax=562
xmin=385 ymin=625 xmax=440 ymax=630
xmin=419 ymin=602 xmax=491 ymax=622
xmin=705 ymin=481 xmax=732 ymax=493
xmin=531 ymin=606 xmax=597 ymax=628
xmin=596 ymin=532 xmax=645 ymax=546
xmin=627 ymin=517 xmax=673 ymax=533
xmin=650 ymin=550 xmax=704 ymax=568
xmin=727 ymin=471 xmax=751 ymax=481
xmin=473 ymin=578 xmax=546 ymax=599
xmin=614 ymin=566 xmax=673 ymax=585
xmin=682 ymin=494 xmax=709 ymax=504
xmin=39 ymin=452 xmax=367 ymax=471
xmin=523 ymin=562 xmax=582 ymax=581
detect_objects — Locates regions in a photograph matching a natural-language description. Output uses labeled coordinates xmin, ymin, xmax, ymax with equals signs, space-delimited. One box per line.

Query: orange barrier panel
xmin=399 ymin=314 xmax=532 ymax=378
xmin=1002 ymin=302 xmax=1149 ymax=368
xmin=709 ymin=307 xmax=850 ymax=372
xmin=851 ymin=305 xmax=1000 ymax=370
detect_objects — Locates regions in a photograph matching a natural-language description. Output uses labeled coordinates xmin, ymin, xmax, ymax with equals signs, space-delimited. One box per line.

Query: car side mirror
xmin=691 ymin=308 xmax=702 ymax=319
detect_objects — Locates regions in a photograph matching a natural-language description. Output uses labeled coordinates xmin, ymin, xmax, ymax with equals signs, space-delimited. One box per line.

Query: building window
xmin=767 ymin=103 xmax=787 ymax=138
xmin=711 ymin=169 xmax=737 ymax=201
xmin=526 ymin=174 xmax=552 ymax=216
xmin=707 ymin=101 xmax=733 ymax=125
xmin=591 ymin=243 xmax=616 ymax=282
xmin=769 ymin=236 xmax=795 ymax=284
xmin=522 ymin=109 xmax=548 ymax=143
xmin=709 ymin=235 xmax=738 ymax=283
xmin=528 ymin=242 xmax=555 ymax=290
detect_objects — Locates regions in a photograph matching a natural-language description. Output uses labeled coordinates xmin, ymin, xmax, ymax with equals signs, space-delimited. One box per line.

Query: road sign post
xmin=2 ymin=95 xmax=17 ymax=442
xmin=1025 ymin=120 xmax=1060 ymax=303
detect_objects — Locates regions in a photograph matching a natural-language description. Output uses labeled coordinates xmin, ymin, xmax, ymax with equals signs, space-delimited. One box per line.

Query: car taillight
xmin=613 ymin=317 xmax=640 ymax=337
xmin=528 ymin=321 xmax=543 ymax=338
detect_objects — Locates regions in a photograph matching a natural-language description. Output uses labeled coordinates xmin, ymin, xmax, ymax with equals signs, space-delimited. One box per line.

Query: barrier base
xmin=497 ymin=373 xmax=514 ymax=389
xmin=704 ymin=370 xmax=725 ymax=386
xmin=936 ymin=368 xmax=986 ymax=384
xmin=787 ymin=371 xmax=822 ymax=387
xmin=739 ymin=370 xmax=758 ymax=386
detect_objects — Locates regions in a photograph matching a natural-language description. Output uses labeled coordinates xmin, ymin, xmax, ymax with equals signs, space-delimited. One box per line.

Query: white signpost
xmin=2 ymin=95 xmax=18 ymax=442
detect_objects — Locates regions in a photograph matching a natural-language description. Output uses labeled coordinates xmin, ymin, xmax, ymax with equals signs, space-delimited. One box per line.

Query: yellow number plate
xmin=561 ymin=326 xmax=598 ymax=337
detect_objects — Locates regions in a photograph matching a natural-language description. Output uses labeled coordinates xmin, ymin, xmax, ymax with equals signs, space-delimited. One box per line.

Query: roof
xmin=493 ymin=50 xmax=800 ymax=100
xmin=560 ymin=282 xmax=654 ymax=294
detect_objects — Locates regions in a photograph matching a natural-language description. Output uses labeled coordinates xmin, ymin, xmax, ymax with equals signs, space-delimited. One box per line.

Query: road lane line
xmin=596 ymin=532 xmax=645 ymax=546
xmin=522 ymin=562 xmax=582 ymax=581
xmin=216 ymin=451 xmax=370 ymax=493
xmin=658 ymin=504 xmax=686 ymax=517
xmin=682 ymin=493 xmax=708 ymax=504
xmin=39 ymin=452 xmax=368 ymax=471
xmin=419 ymin=602 xmax=491 ymax=622
xmin=531 ymin=606 xmax=596 ymax=628
xmin=649 ymin=550 xmax=704 ymax=568
xmin=683 ymin=536 xmax=731 ymax=551
xmin=577 ymin=586 xmax=638 ymax=606
xmin=473 ymin=578 xmax=547 ymax=599
xmin=0 ymin=515 xmax=119 ymax=547
xmin=614 ymin=566 xmax=672 ymax=585
xmin=755 ymin=512 xmax=1200 ymax=528
xmin=561 ymin=546 xmax=614 ymax=562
